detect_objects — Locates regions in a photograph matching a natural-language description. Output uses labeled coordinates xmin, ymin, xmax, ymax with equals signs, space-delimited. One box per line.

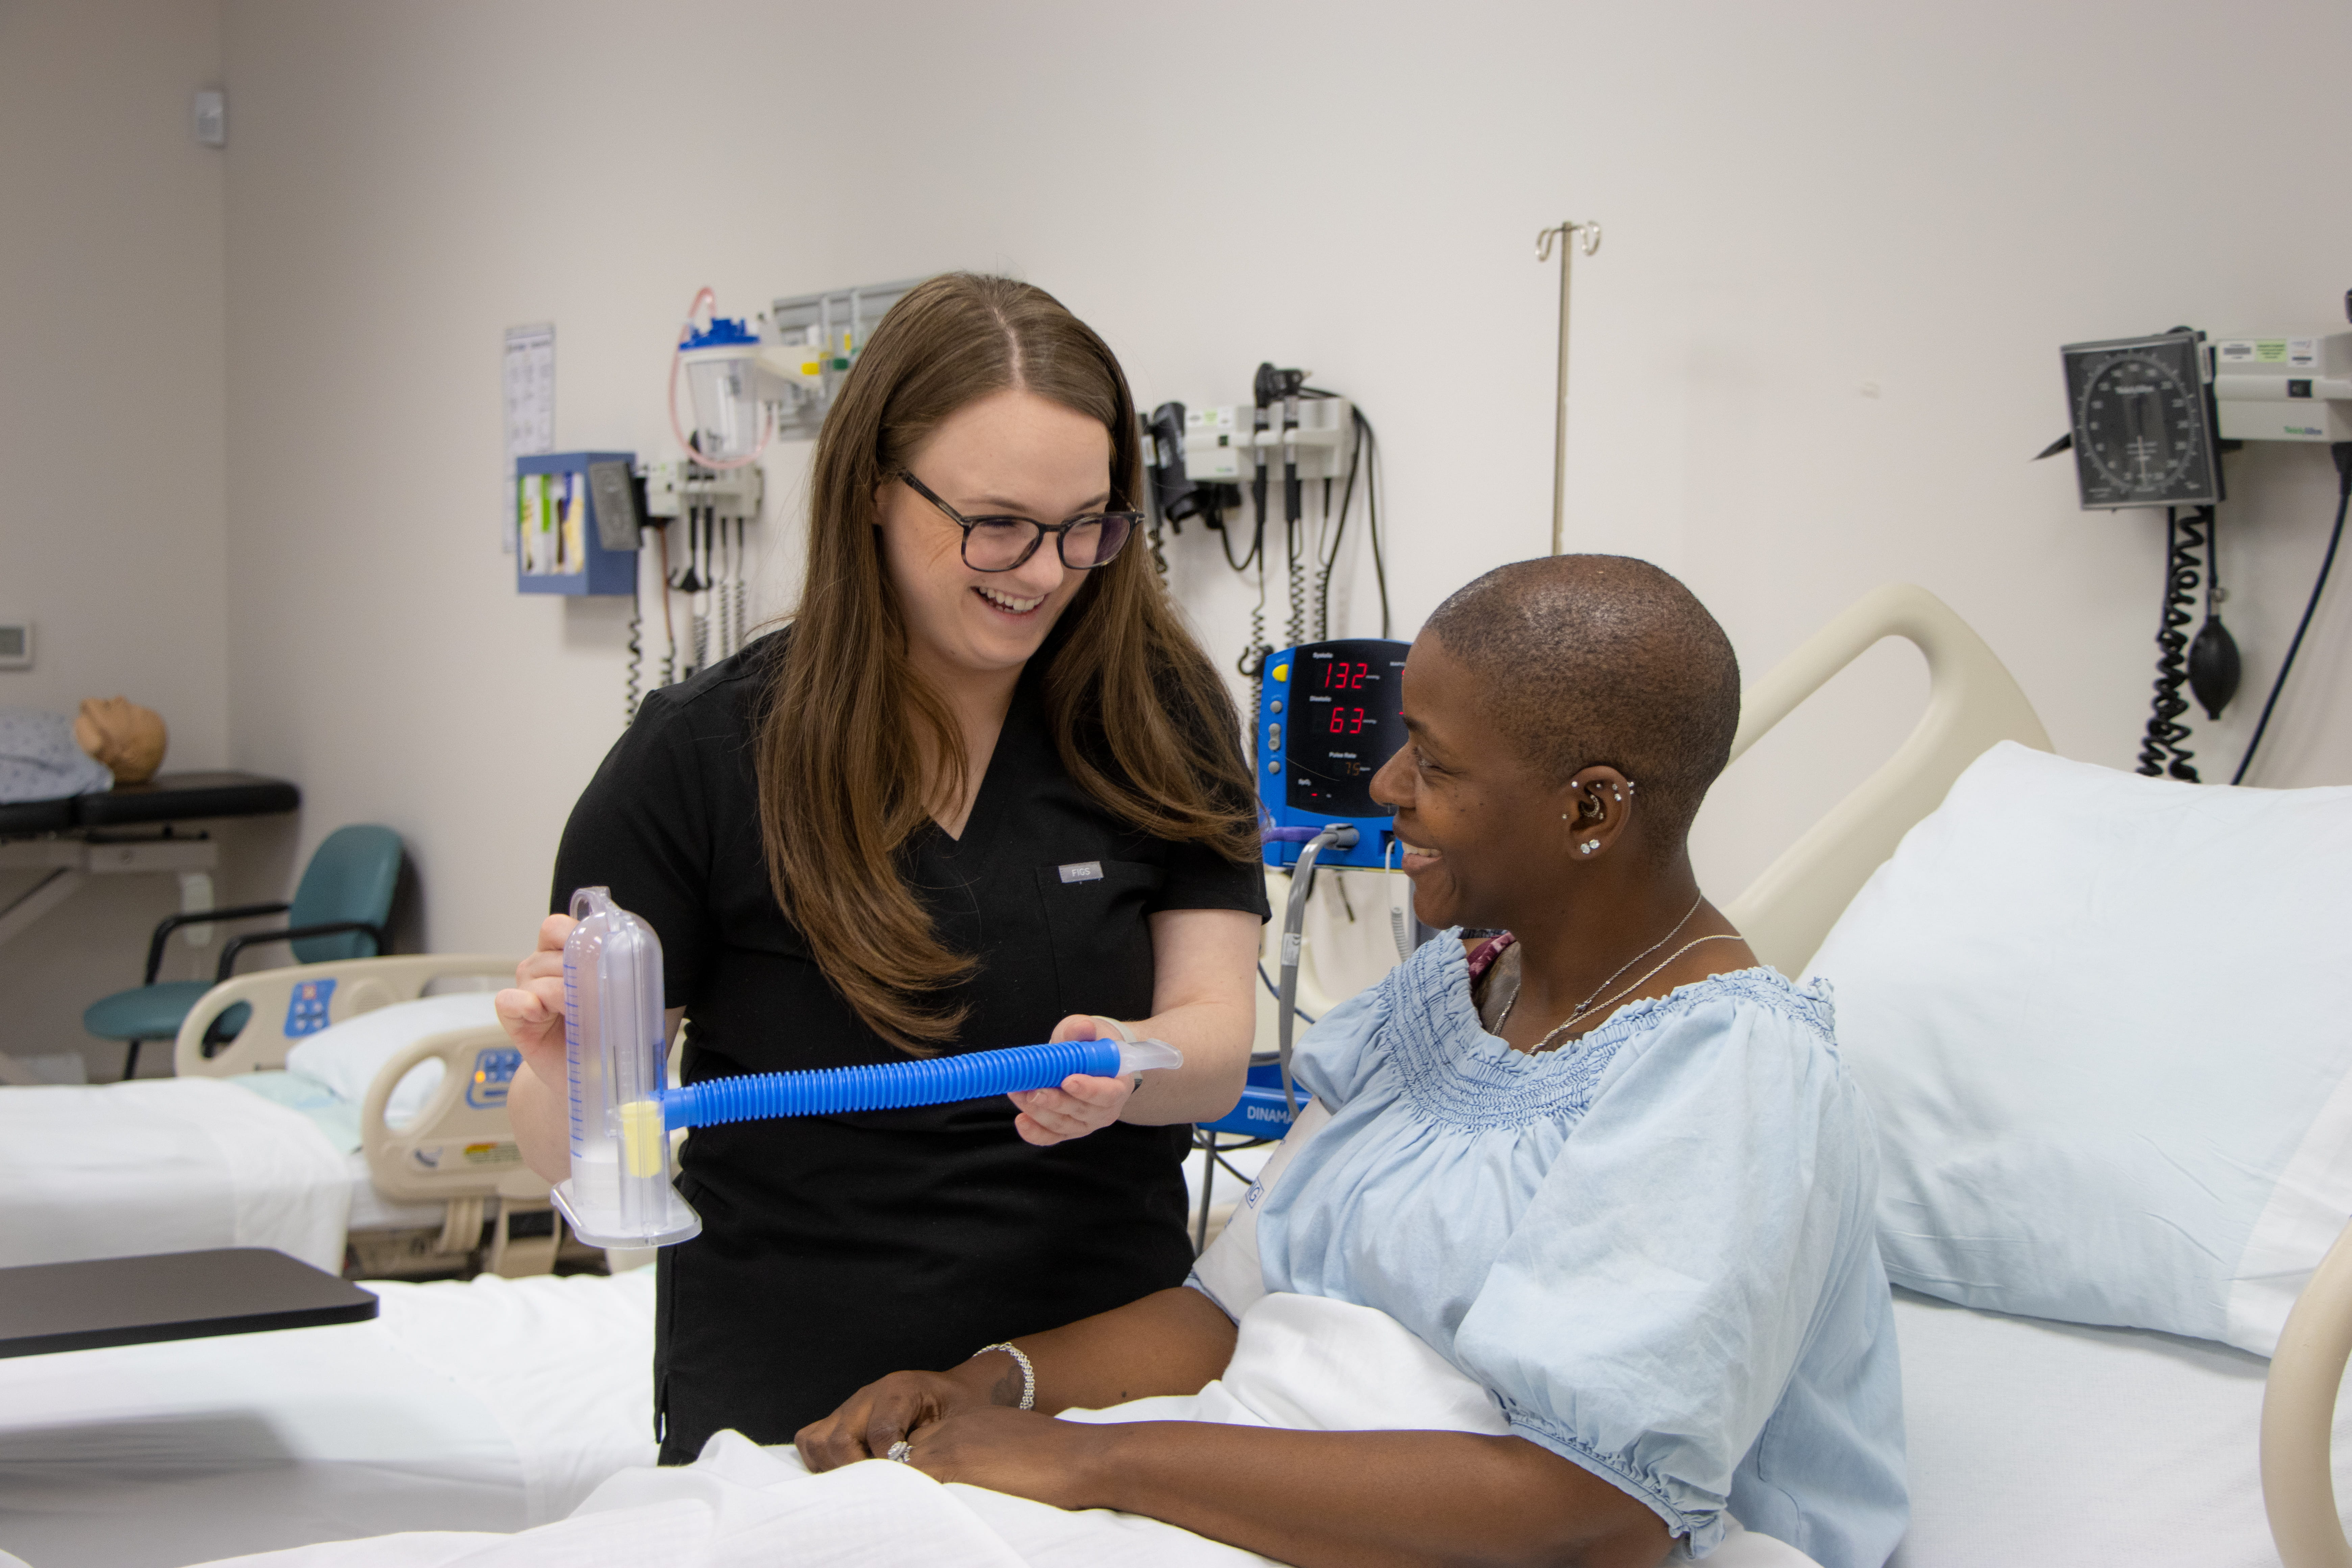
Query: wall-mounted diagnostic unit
xmin=2211 ymin=333 xmax=2352 ymax=444
xmin=1258 ymin=638 xmax=1411 ymax=870
xmin=2048 ymin=301 xmax=2352 ymax=788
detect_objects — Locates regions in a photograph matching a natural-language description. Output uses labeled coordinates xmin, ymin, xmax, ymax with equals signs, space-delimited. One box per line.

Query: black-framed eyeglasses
xmin=897 ymin=470 xmax=1140 ymax=572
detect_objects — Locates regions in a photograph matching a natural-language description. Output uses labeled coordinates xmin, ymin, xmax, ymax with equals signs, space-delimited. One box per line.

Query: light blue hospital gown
xmin=1196 ymin=935 xmax=1907 ymax=1568
xmin=0 ymin=709 xmax=111 ymax=804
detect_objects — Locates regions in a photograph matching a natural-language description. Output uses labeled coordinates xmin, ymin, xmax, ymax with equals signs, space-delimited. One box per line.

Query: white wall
xmin=211 ymin=0 xmax=2352 ymax=961
xmin=0 ymin=0 xmax=241 ymax=1070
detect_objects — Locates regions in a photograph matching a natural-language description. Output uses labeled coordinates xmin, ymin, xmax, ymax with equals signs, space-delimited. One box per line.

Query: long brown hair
xmin=758 ymin=273 xmax=1258 ymax=1049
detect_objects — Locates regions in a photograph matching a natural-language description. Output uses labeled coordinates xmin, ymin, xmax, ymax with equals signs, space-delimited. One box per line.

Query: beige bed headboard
xmin=1723 ymin=583 xmax=2052 ymax=976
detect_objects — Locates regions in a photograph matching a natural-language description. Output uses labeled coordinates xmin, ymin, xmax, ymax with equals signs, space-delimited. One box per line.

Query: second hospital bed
xmin=0 ymin=953 xmax=569 ymax=1279
xmin=3 ymin=584 xmax=2350 ymax=1567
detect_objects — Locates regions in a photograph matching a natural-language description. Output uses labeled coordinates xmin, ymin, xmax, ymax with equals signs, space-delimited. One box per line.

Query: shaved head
xmin=1421 ymin=556 xmax=1740 ymax=856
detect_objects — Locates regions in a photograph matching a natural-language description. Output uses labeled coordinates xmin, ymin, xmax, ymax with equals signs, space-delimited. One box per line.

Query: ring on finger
xmin=886 ymin=1439 xmax=913 ymax=1464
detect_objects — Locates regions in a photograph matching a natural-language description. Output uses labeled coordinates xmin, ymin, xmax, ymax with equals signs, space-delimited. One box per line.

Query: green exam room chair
xmin=84 ymin=824 xmax=405 ymax=1080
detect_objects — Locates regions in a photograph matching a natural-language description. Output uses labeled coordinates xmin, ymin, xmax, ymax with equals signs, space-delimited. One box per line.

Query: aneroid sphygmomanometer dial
xmin=2060 ymin=331 xmax=2223 ymax=510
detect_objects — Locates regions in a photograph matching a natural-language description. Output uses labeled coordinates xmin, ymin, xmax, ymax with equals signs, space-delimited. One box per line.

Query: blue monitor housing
xmin=1256 ymin=638 xmax=1411 ymax=871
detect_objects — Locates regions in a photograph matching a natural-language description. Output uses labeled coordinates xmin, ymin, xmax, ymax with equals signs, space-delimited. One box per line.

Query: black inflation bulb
xmin=2188 ymin=615 xmax=2241 ymax=720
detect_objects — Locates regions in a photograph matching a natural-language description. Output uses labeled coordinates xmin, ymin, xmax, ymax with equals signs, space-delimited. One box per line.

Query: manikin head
xmin=73 ymin=697 xmax=166 ymax=783
xmin=1369 ymin=556 xmax=1741 ymax=933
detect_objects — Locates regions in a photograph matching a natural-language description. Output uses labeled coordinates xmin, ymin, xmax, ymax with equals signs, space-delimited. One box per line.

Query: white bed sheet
xmin=0 ymin=1269 xmax=656 ymax=1568
xmin=0 ymin=1079 xmax=351 ymax=1272
xmin=1890 ymin=1287 xmax=2341 ymax=1567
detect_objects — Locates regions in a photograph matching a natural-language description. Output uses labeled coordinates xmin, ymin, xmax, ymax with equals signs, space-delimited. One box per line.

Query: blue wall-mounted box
xmin=515 ymin=451 xmax=637 ymax=596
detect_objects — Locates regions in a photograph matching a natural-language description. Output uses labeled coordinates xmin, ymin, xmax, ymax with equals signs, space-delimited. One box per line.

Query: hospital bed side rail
xmin=1720 ymin=582 xmax=2052 ymax=977
xmin=361 ymin=1023 xmax=559 ymax=1276
xmin=2265 ymin=1213 xmax=2352 ymax=1568
xmin=172 ymin=953 xmax=517 ymax=1078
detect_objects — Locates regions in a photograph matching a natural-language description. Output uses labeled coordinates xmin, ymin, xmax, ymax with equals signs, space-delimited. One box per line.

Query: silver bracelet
xmin=976 ymin=1342 xmax=1035 ymax=1411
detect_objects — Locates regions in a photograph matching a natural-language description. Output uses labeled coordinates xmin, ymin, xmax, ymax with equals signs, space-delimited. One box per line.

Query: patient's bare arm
xmin=919 ymin=1417 xmax=1670 ymax=1568
xmin=798 ymin=1288 xmax=1667 ymax=1568
xmin=795 ymin=1287 xmax=1239 ymax=1468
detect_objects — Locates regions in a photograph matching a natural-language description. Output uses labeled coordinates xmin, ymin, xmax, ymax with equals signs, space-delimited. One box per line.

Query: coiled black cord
xmin=2136 ymin=505 xmax=2205 ymax=781
xmin=1240 ymin=555 xmax=1271 ymax=728
xmin=1284 ymin=511 xmax=1307 ymax=649
xmin=625 ymin=595 xmax=644 ymax=724
xmin=2232 ymin=442 xmax=2352 ymax=784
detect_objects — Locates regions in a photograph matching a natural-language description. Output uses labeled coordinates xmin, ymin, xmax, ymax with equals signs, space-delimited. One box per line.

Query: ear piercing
xmin=1580 ymin=839 xmax=1599 ymax=855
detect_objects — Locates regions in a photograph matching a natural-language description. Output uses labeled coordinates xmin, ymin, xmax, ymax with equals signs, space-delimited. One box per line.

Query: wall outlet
xmin=0 ymin=622 xmax=30 ymax=669
xmin=194 ymin=89 xmax=226 ymax=148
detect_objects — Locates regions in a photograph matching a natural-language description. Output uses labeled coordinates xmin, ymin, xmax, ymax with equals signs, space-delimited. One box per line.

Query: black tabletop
xmin=74 ymin=770 xmax=301 ymax=828
xmin=0 ymin=795 xmax=75 ymax=837
xmin=0 ymin=1247 xmax=378 ymax=1358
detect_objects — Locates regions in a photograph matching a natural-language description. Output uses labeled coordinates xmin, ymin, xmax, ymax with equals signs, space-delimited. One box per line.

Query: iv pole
xmin=1536 ymin=219 xmax=1602 ymax=556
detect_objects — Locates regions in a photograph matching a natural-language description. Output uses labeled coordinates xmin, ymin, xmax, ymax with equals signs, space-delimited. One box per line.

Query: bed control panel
xmin=284 ymin=978 xmax=336 ymax=1037
xmin=466 ymin=1047 xmax=522 ymax=1110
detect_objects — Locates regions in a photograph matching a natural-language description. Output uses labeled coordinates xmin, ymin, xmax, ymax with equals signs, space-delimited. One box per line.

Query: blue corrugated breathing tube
xmin=648 ymin=1036 xmax=1182 ymax=1133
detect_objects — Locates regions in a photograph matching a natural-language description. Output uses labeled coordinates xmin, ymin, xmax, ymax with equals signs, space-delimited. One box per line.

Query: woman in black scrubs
xmin=495 ymin=275 xmax=1266 ymax=1462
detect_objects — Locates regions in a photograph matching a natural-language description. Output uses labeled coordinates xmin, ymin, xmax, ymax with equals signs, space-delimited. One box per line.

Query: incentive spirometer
xmin=550 ymin=888 xmax=1183 ymax=1250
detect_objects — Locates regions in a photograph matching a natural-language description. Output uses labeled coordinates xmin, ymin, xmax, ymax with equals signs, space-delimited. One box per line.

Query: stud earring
xmin=1579 ymin=839 xmax=1599 ymax=855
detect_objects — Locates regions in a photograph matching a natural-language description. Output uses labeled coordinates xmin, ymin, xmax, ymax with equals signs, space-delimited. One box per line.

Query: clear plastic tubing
xmin=651 ymin=1036 xmax=1183 ymax=1134
xmin=552 ymin=887 xmax=702 ymax=1250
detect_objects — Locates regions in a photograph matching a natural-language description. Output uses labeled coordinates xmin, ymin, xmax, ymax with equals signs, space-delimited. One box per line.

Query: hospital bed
xmin=0 ymin=953 xmax=569 ymax=1280
xmin=4 ymin=583 xmax=2348 ymax=1568
xmin=0 ymin=1267 xmax=659 ymax=1568
xmin=1236 ymin=582 xmax=2349 ymax=1568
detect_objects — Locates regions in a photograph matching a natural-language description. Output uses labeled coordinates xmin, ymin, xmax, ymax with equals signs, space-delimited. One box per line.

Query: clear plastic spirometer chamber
xmin=550 ymin=887 xmax=701 ymax=1249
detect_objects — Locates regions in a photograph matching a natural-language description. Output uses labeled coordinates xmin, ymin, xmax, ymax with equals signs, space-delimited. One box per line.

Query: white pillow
xmin=1805 ymin=741 xmax=2352 ymax=1356
xmin=284 ymin=992 xmax=499 ymax=1129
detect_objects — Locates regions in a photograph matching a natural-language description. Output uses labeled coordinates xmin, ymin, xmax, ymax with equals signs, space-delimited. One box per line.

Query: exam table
xmin=0 ymin=770 xmax=299 ymax=954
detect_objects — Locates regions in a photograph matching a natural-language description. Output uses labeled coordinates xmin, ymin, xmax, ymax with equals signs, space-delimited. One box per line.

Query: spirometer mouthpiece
xmin=550 ymin=888 xmax=702 ymax=1250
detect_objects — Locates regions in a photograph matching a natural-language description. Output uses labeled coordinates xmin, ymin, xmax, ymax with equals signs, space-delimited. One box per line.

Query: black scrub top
xmin=552 ymin=630 xmax=1267 ymax=1462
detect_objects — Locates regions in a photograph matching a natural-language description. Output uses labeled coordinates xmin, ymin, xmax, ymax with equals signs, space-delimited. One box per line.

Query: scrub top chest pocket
xmin=1035 ymin=858 xmax=1164 ymax=1023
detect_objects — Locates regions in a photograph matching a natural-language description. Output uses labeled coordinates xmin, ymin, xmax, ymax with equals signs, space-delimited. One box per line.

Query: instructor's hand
xmin=1008 ymin=1014 xmax=1137 ymax=1147
xmin=495 ymin=913 xmax=575 ymax=1088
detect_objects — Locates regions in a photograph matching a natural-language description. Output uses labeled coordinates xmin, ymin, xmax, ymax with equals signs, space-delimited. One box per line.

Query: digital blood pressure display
xmin=1283 ymin=641 xmax=1408 ymax=819
xmin=2060 ymin=331 xmax=2224 ymax=509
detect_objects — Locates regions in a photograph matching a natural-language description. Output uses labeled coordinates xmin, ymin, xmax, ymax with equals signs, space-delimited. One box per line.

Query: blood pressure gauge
xmin=2059 ymin=331 xmax=2224 ymax=509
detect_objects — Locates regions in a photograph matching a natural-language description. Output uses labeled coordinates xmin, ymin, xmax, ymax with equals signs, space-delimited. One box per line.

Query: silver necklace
xmin=1496 ymin=892 xmax=1703 ymax=1035
xmin=1527 ymin=933 xmax=1744 ymax=1053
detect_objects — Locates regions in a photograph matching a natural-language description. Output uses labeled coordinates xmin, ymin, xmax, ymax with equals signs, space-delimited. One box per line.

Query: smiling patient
xmin=798 ymin=556 xmax=1908 ymax=1568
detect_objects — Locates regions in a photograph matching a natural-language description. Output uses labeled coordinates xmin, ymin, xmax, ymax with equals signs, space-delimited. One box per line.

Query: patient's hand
xmin=1007 ymin=1014 xmax=1137 ymax=1147
xmin=895 ymin=1406 xmax=1098 ymax=1507
xmin=797 ymin=1361 xmax=1009 ymax=1472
